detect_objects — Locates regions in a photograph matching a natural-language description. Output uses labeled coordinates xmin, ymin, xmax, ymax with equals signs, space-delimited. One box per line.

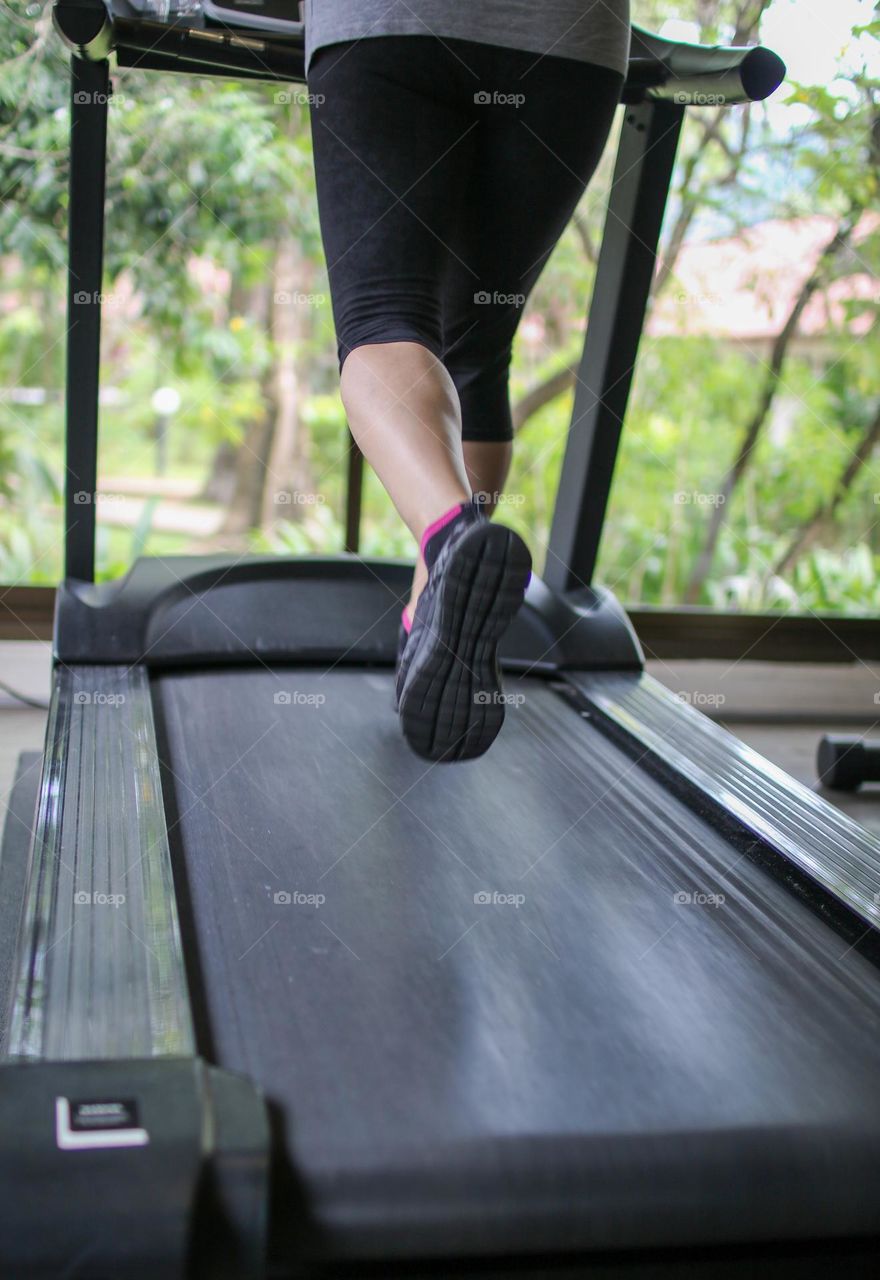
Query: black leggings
xmin=307 ymin=36 xmax=622 ymax=442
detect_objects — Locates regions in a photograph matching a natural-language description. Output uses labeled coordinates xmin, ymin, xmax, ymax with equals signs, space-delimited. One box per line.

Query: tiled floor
xmin=0 ymin=642 xmax=51 ymax=815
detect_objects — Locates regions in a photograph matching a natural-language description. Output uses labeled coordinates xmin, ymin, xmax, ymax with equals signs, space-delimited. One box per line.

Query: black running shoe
xmin=392 ymin=617 xmax=409 ymax=712
xmin=396 ymin=618 xmax=409 ymax=667
xmin=396 ymin=512 xmax=531 ymax=763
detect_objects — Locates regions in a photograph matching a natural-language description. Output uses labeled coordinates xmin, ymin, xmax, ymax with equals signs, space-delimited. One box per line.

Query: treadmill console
xmin=54 ymin=0 xmax=784 ymax=108
xmin=113 ymin=0 xmax=302 ymax=36
xmin=205 ymin=0 xmax=301 ymax=27
xmin=54 ymin=0 xmax=306 ymax=77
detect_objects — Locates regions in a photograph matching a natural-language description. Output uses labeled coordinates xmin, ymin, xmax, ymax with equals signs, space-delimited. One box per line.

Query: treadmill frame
xmin=10 ymin=6 xmax=880 ymax=1279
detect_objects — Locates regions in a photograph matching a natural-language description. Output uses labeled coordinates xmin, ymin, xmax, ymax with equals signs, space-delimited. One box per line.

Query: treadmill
xmin=2 ymin=3 xmax=880 ymax=1276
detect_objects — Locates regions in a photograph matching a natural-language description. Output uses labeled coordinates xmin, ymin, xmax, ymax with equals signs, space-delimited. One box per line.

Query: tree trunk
xmin=507 ymin=1 xmax=774 ymax=439
xmin=653 ymin=123 xmax=723 ymax=300
xmin=201 ymin=276 xmax=255 ymax=504
xmin=683 ymin=213 xmax=860 ymax=604
xmin=202 ymin=439 xmax=240 ymax=505
xmin=772 ymin=400 xmax=880 ymax=578
xmin=259 ymin=233 xmax=314 ymax=528
xmin=220 ymin=279 xmax=274 ymax=536
xmin=732 ymin=0 xmax=774 ymax=44
xmin=570 ymin=210 xmax=598 ymax=266
xmin=511 ymin=365 xmax=577 ymax=433
xmin=653 ymin=1 xmax=771 ymax=299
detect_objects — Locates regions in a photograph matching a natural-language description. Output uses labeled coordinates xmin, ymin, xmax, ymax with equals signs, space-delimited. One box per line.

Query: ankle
xmin=407 ymin=554 xmax=428 ymax=621
xmin=420 ymin=498 xmax=485 ymax=570
xmin=408 ymin=499 xmax=485 ymax=619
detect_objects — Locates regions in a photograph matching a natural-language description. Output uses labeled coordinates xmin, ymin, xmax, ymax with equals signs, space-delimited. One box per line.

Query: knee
xmin=447 ymin=350 xmax=514 ymax=444
xmin=332 ymin=280 xmax=446 ymax=373
xmin=342 ymin=334 xmax=441 ymax=368
xmin=444 ymin=308 xmax=517 ymax=389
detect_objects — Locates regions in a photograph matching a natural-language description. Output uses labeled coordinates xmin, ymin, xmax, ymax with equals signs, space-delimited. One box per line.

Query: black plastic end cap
xmin=817 ymin=734 xmax=867 ymax=791
xmin=741 ymin=46 xmax=787 ymax=101
xmin=53 ymin=0 xmax=110 ymax=53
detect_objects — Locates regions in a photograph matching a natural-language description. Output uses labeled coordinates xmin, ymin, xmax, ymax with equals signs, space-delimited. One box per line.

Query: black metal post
xmin=544 ymin=99 xmax=685 ymax=594
xmin=344 ymin=431 xmax=363 ymax=554
xmin=64 ymin=55 xmax=109 ymax=583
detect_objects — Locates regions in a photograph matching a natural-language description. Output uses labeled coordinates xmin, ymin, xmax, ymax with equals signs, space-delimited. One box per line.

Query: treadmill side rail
xmin=2 ymin=669 xmax=271 ymax=1276
xmin=571 ymin=670 xmax=880 ymax=952
xmin=5 ymin=664 xmax=195 ymax=1060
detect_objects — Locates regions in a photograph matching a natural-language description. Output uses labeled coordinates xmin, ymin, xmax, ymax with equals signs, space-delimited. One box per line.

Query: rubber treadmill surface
xmin=153 ymin=669 xmax=880 ymax=1262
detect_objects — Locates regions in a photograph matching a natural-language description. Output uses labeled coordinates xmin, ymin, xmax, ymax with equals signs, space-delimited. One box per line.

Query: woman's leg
xmin=442 ymin=51 xmax=624 ymax=555
xmin=339 ymin=341 xmax=471 ymax=617
xmin=308 ymin=39 xmax=478 ymax=619
xmin=307 ymin=38 xmax=620 ymax=759
xmin=464 ymin=441 xmax=514 ymax=514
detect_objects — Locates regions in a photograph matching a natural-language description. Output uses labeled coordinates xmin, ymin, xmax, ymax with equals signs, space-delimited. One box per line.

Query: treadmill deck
xmin=153 ymin=668 xmax=880 ymax=1262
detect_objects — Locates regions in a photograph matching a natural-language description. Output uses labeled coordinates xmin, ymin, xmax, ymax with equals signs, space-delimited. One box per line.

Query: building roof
xmin=648 ymin=211 xmax=879 ymax=342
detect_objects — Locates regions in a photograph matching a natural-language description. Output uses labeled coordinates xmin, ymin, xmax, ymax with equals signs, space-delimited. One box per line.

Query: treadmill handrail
xmin=627 ymin=24 xmax=786 ymax=103
xmin=53 ymin=1 xmax=785 ymax=104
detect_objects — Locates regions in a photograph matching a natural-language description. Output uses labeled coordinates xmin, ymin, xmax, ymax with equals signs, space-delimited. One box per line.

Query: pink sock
xmin=419 ymin=502 xmax=467 ymax=559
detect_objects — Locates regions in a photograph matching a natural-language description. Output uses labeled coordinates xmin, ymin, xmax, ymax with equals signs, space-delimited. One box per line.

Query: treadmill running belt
xmin=153 ymin=670 xmax=880 ymax=1263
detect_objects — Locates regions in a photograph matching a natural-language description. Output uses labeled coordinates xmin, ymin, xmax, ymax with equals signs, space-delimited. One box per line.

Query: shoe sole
xmin=398 ymin=523 xmax=531 ymax=763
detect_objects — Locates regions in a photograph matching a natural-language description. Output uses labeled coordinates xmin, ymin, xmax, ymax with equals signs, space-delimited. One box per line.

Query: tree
xmin=772 ymin=398 xmax=880 ymax=577
xmin=685 ymin=47 xmax=880 ymax=600
xmin=509 ymin=0 xmax=775 ymax=438
xmin=684 ymin=213 xmax=861 ymax=601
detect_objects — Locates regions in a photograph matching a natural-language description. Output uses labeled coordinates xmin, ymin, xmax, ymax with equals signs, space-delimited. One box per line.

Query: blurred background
xmin=0 ymin=0 xmax=878 ymax=613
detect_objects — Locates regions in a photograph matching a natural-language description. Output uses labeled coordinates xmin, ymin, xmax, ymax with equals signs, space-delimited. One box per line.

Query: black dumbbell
xmin=817 ymin=734 xmax=880 ymax=792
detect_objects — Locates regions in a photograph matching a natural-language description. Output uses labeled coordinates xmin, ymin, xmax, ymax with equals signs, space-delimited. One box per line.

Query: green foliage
xmin=1 ymin=0 xmax=879 ymax=620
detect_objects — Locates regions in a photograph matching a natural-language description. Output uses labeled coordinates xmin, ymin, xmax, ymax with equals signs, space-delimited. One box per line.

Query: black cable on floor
xmin=0 ymin=680 xmax=49 ymax=712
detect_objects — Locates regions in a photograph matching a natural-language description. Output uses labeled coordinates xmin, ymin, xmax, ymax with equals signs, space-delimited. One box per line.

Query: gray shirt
xmin=304 ymin=2 xmax=631 ymax=76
